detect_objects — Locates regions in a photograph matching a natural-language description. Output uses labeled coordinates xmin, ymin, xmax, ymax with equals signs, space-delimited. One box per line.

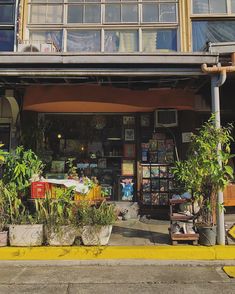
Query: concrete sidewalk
xmin=0 ymin=213 xmax=234 ymax=262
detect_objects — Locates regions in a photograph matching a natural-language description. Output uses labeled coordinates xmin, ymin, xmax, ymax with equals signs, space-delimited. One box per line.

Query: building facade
xmin=0 ymin=0 xmax=235 ymax=208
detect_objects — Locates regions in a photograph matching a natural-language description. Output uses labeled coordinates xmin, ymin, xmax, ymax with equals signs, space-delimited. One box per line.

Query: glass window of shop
xmin=28 ymin=0 xmax=179 ymax=53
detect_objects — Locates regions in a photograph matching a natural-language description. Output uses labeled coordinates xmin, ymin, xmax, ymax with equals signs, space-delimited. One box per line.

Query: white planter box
xmin=9 ymin=224 xmax=43 ymax=246
xmin=0 ymin=231 xmax=8 ymax=247
xmin=81 ymin=225 xmax=113 ymax=246
xmin=46 ymin=226 xmax=77 ymax=246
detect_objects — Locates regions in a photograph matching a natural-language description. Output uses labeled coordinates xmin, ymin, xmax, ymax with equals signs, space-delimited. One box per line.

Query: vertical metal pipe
xmin=211 ymin=75 xmax=225 ymax=245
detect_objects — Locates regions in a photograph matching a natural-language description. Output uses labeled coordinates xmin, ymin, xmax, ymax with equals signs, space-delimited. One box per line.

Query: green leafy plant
xmin=0 ymin=144 xmax=9 ymax=165
xmin=172 ymin=114 xmax=234 ymax=226
xmin=0 ymin=180 xmax=36 ymax=225
xmin=76 ymin=201 xmax=116 ymax=226
xmin=3 ymin=146 xmax=44 ymax=193
xmin=66 ymin=157 xmax=78 ymax=179
xmin=35 ymin=186 xmax=76 ymax=229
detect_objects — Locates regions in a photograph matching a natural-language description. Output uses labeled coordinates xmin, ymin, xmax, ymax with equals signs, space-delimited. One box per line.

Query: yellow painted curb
xmin=223 ymin=266 xmax=235 ymax=278
xmin=0 ymin=245 xmax=234 ymax=260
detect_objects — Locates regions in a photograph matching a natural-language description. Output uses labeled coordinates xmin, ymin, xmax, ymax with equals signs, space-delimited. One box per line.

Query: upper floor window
xmin=0 ymin=0 xmax=15 ymax=24
xmin=0 ymin=0 xmax=15 ymax=51
xmin=192 ymin=20 xmax=235 ymax=51
xmin=28 ymin=0 xmax=178 ymax=24
xmin=192 ymin=0 xmax=235 ymax=14
xmin=28 ymin=0 xmax=179 ymax=53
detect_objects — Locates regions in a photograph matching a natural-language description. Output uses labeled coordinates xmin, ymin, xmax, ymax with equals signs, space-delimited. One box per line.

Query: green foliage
xmin=34 ymin=186 xmax=76 ymax=229
xmin=66 ymin=157 xmax=78 ymax=179
xmin=3 ymin=146 xmax=44 ymax=193
xmin=0 ymin=180 xmax=36 ymax=225
xmin=76 ymin=201 xmax=116 ymax=226
xmin=0 ymin=144 xmax=8 ymax=165
xmin=172 ymin=114 xmax=234 ymax=225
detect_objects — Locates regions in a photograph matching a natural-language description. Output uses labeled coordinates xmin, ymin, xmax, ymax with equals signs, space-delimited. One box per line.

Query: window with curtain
xmin=67 ymin=30 xmax=101 ymax=52
xmin=28 ymin=0 xmax=179 ymax=53
xmin=30 ymin=30 xmax=63 ymax=51
xmin=192 ymin=20 xmax=235 ymax=51
xmin=142 ymin=29 xmax=177 ymax=52
xmin=30 ymin=1 xmax=63 ymax=24
xmin=104 ymin=30 xmax=138 ymax=52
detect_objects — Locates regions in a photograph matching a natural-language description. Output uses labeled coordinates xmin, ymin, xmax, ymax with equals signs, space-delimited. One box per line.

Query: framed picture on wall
xmin=123 ymin=116 xmax=135 ymax=125
xmin=123 ymin=143 xmax=135 ymax=158
xmin=124 ymin=128 xmax=135 ymax=141
xmin=121 ymin=159 xmax=135 ymax=176
xmin=140 ymin=114 xmax=150 ymax=127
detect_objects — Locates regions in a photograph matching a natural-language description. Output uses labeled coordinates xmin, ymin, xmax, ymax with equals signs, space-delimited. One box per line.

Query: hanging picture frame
xmin=140 ymin=114 xmax=150 ymax=127
xmin=121 ymin=159 xmax=135 ymax=176
xmin=123 ymin=116 xmax=135 ymax=126
xmin=123 ymin=143 xmax=136 ymax=158
xmin=124 ymin=128 xmax=135 ymax=141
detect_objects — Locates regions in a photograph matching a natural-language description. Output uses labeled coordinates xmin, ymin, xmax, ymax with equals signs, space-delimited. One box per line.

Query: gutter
xmin=201 ymin=52 xmax=235 ymax=86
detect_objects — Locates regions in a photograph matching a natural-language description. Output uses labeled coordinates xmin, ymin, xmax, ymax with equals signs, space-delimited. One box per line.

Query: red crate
xmin=31 ymin=182 xmax=51 ymax=199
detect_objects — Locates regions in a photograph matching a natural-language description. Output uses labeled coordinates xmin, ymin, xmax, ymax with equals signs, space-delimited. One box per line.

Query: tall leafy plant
xmin=3 ymin=146 xmax=44 ymax=194
xmin=35 ymin=187 xmax=76 ymax=229
xmin=173 ymin=114 xmax=234 ymax=226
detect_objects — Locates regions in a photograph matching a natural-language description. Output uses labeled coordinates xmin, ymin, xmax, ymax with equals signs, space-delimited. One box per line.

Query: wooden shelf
xmin=170 ymin=213 xmax=194 ymax=221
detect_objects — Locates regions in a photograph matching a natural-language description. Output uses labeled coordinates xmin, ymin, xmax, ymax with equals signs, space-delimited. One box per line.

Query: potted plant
xmin=0 ymin=145 xmax=9 ymax=246
xmin=2 ymin=146 xmax=44 ymax=196
xmin=35 ymin=186 xmax=78 ymax=246
xmin=76 ymin=200 xmax=116 ymax=246
xmin=0 ymin=182 xmax=9 ymax=246
xmin=0 ymin=181 xmax=43 ymax=246
xmin=173 ymin=114 xmax=234 ymax=245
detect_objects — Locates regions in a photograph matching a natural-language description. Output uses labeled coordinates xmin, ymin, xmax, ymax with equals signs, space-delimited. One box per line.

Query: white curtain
xmin=119 ymin=31 xmax=137 ymax=52
xmin=142 ymin=31 xmax=157 ymax=52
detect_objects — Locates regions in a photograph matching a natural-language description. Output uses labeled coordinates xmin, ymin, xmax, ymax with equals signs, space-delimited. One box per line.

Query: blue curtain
xmin=192 ymin=21 xmax=235 ymax=51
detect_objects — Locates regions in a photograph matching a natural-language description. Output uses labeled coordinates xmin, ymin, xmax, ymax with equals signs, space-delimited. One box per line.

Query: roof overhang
xmin=0 ymin=52 xmax=219 ymax=78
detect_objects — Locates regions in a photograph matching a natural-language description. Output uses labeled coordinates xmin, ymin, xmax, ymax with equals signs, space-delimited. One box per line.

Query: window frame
xmin=191 ymin=0 xmax=235 ymax=16
xmin=27 ymin=0 xmax=179 ymax=53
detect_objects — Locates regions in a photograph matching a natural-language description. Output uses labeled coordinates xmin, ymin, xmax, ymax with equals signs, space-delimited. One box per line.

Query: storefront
xmin=4 ymin=51 xmax=234 ymax=211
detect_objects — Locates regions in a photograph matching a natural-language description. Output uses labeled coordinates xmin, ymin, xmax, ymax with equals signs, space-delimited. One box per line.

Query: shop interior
xmin=21 ymin=111 xmax=180 ymax=207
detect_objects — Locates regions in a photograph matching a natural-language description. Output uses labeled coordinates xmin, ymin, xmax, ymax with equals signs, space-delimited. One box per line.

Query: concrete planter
xmin=46 ymin=226 xmax=77 ymax=246
xmin=81 ymin=225 xmax=113 ymax=246
xmin=0 ymin=231 xmax=8 ymax=247
xmin=9 ymin=224 xmax=43 ymax=246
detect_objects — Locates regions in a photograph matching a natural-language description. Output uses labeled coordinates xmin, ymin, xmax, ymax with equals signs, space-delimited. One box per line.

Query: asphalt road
xmin=0 ymin=261 xmax=235 ymax=294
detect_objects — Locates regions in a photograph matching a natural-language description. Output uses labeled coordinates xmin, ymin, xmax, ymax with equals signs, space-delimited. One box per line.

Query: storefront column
xmin=5 ymin=89 xmax=19 ymax=150
xmin=211 ymin=75 xmax=225 ymax=245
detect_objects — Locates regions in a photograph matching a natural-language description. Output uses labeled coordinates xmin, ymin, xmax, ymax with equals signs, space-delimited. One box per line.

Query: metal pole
xmin=211 ymin=75 xmax=225 ymax=245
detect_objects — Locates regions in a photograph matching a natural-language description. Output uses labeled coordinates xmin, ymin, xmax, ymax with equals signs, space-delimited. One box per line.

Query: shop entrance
xmin=36 ymin=113 xmax=139 ymax=202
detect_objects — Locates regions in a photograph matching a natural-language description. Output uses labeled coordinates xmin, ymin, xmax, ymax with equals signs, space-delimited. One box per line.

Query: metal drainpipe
xmin=202 ymin=55 xmax=235 ymax=245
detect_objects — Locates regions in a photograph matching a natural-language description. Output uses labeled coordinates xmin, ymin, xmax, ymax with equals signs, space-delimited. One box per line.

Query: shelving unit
xmin=169 ymin=198 xmax=199 ymax=245
xmin=140 ymin=163 xmax=174 ymax=206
